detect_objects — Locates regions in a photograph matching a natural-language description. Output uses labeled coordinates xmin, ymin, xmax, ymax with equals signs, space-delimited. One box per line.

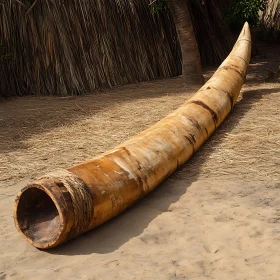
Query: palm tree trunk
xmin=168 ymin=0 xmax=204 ymax=85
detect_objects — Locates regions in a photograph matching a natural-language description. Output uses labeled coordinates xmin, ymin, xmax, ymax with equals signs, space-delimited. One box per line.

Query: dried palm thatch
xmin=0 ymin=0 xmax=235 ymax=98
xmin=0 ymin=0 xmax=181 ymax=97
xmin=189 ymin=0 xmax=235 ymax=65
xmin=259 ymin=0 xmax=280 ymax=41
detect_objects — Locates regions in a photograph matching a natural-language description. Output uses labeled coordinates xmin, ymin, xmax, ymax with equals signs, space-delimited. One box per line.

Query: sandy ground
xmin=0 ymin=44 xmax=279 ymax=279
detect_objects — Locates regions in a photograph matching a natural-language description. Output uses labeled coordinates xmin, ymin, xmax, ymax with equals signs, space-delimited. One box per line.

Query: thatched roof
xmin=260 ymin=0 xmax=280 ymax=41
xmin=189 ymin=0 xmax=235 ymax=65
xmin=0 ymin=0 xmax=182 ymax=97
xmin=0 ymin=0 xmax=239 ymax=97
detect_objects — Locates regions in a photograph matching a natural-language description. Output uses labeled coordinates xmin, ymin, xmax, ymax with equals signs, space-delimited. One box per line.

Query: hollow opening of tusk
xmin=14 ymin=185 xmax=64 ymax=249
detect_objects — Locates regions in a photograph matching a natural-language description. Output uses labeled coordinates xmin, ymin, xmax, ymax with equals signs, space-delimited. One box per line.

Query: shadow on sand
xmin=47 ymin=85 xmax=278 ymax=256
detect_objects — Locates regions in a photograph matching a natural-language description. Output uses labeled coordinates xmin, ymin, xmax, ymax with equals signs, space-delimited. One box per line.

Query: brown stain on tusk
xmin=189 ymin=100 xmax=219 ymax=126
xmin=211 ymin=86 xmax=234 ymax=109
xmin=218 ymin=65 xmax=246 ymax=81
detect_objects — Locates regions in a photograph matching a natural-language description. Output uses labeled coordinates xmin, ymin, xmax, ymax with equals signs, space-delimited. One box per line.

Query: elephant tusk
xmin=14 ymin=23 xmax=251 ymax=249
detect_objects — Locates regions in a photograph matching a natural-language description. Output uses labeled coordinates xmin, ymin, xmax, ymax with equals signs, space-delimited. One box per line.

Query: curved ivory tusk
xmin=14 ymin=23 xmax=251 ymax=249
